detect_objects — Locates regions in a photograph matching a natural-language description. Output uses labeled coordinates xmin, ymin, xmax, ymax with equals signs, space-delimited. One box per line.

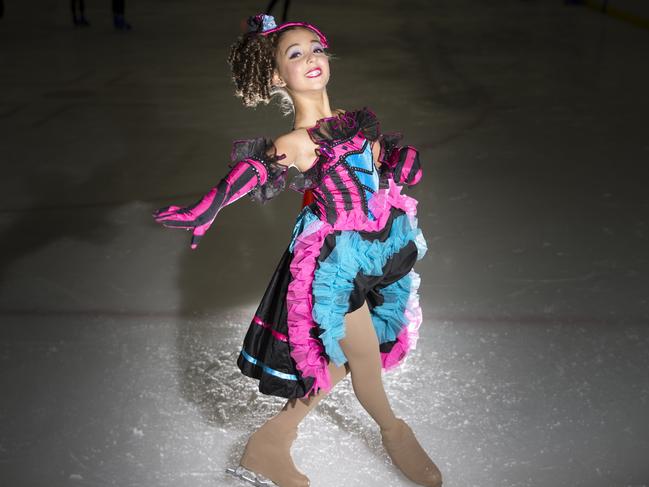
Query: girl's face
xmin=273 ymin=27 xmax=330 ymax=95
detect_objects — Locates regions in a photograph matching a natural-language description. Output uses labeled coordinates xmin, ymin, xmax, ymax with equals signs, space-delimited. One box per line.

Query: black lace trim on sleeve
xmin=377 ymin=132 xmax=403 ymax=184
xmin=288 ymin=161 xmax=324 ymax=193
xmin=378 ymin=132 xmax=403 ymax=163
xmin=229 ymin=137 xmax=288 ymax=204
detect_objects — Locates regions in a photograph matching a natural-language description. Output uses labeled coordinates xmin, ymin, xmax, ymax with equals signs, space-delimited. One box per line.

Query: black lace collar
xmin=306 ymin=107 xmax=381 ymax=145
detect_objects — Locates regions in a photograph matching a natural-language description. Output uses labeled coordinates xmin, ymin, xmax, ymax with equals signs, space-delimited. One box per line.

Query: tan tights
xmin=240 ymin=301 xmax=400 ymax=487
xmin=267 ymin=300 xmax=397 ymax=430
xmin=338 ymin=300 xmax=399 ymax=430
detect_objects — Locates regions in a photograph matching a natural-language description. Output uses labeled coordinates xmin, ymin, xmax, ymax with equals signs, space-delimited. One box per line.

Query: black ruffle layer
xmin=305 ymin=106 xmax=381 ymax=146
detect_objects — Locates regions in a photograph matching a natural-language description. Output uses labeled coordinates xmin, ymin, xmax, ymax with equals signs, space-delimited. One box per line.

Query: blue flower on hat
xmin=247 ymin=14 xmax=277 ymax=33
xmin=261 ymin=14 xmax=277 ymax=31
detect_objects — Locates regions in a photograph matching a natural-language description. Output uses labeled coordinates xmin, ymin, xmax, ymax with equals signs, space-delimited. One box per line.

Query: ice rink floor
xmin=1 ymin=1 xmax=648 ymax=486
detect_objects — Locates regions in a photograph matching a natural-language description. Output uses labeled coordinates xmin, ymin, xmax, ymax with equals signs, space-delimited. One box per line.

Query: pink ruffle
xmin=286 ymin=225 xmax=331 ymax=396
xmin=286 ymin=179 xmax=421 ymax=398
xmin=380 ymin=270 xmax=422 ymax=370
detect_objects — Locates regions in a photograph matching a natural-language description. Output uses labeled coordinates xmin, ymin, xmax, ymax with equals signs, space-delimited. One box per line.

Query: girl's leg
xmin=338 ymin=300 xmax=398 ymax=430
xmin=238 ymin=360 xmax=350 ymax=487
xmin=267 ymin=359 xmax=350 ymax=428
xmin=339 ymin=300 xmax=442 ymax=487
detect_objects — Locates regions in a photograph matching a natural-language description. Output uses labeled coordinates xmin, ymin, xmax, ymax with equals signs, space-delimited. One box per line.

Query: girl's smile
xmin=305 ymin=67 xmax=322 ymax=78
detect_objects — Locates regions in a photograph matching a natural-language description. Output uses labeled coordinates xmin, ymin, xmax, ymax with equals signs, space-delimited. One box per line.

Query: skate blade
xmin=225 ymin=465 xmax=278 ymax=486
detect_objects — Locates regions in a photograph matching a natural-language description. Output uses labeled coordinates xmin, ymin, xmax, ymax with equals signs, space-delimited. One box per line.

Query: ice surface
xmin=1 ymin=0 xmax=649 ymax=486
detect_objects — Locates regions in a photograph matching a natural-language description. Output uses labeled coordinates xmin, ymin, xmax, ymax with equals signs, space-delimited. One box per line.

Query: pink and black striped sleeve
xmin=152 ymin=137 xmax=288 ymax=249
xmin=378 ymin=133 xmax=423 ymax=187
xmin=225 ymin=137 xmax=288 ymax=204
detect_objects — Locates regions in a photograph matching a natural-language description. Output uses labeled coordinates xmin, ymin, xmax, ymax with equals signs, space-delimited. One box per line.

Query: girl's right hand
xmin=152 ymin=189 xmax=220 ymax=249
xmin=151 ymin=155 xmax=278 ymax=250
xmin=152 ymin=205 xmax=217 ymax=249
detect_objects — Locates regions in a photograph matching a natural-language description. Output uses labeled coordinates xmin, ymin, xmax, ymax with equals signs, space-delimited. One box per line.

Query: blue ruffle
xmin=371 ymin=272 xmax=412 ymax=343
xmin=311 ymin=213 xmax=426 ymax=366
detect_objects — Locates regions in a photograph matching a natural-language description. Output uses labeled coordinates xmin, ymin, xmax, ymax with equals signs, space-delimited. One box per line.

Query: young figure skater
xmin=152 ymin=14 xmax=442 ymax=487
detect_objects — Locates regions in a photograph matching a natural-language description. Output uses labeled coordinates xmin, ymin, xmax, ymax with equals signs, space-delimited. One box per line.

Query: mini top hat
xmin=246 ymin=13 xmax=329 ymax=48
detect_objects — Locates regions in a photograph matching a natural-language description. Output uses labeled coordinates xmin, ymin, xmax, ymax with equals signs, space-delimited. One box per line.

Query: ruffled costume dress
xmin=234 ymin=107 xmax=428 ymax=399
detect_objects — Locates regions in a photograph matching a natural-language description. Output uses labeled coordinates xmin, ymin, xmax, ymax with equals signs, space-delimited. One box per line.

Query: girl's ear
xmin=272 ymin=69 xmax=286 ymax=88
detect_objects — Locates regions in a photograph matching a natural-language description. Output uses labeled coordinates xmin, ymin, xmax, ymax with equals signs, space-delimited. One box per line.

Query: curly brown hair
xmin=227 ymin=31 xmax=282 ymax=108
xmin=227 ymin=27 xmax=330 ymax=113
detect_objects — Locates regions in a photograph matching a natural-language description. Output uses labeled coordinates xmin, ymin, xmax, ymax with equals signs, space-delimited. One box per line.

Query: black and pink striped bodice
xmin=289 ymin=107 xmax=389 ymax=224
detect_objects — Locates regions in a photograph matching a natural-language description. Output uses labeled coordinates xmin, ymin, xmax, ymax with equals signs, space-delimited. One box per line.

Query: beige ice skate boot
xmin=231 ymin=418 xmax=310 ymax=487
xmin=381 ymin=417 xmax=443 ymax=487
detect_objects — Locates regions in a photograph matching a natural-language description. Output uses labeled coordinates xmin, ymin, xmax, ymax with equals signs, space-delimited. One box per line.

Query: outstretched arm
xmin=152 ymin=158 xmax=271 ymax=249
xmin=152 ymin=138 xmax=291 ymax=249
